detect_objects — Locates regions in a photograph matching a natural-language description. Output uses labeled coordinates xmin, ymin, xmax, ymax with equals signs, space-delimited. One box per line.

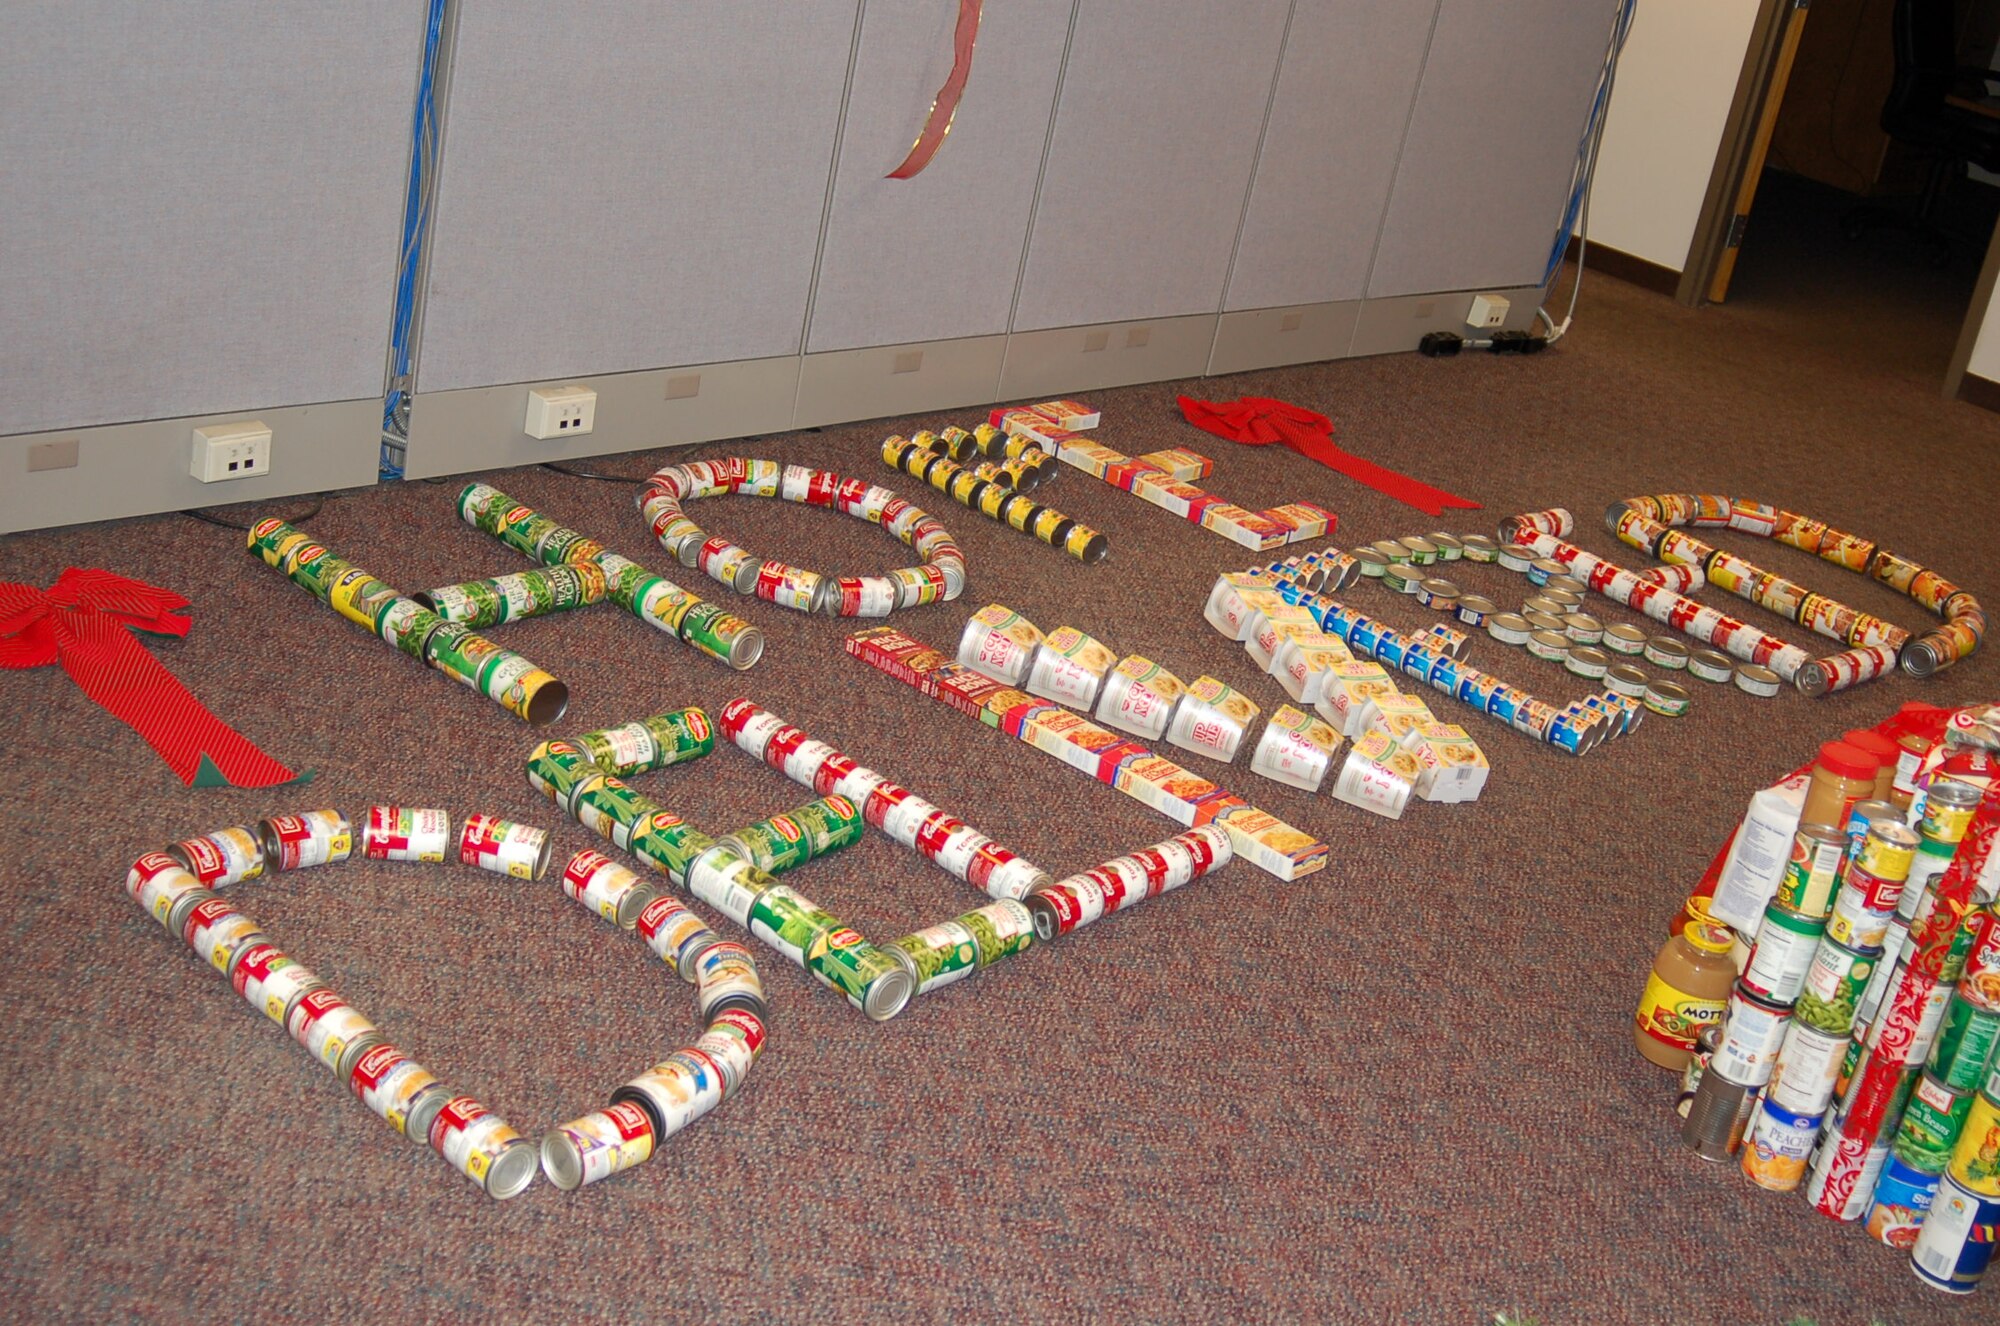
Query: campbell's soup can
xmin=286 ymin=987 xmax=381 ymax=1077
xmin=693 ymin=942 xmax=766 ymax=1022
xmin=166 ymin=827 xmax=265 ymax=888
xmin=362 ymin=806 xmax=452 ymax=863
xmin=560 ymin=849 xmax=657 ymax=929
xmin=541 ymin=1101 xmax=657 ymax=1191
xmin=258 ymin=810 xmax=352 ymax=873
xmin=231 ymin=943 xmax=321 ymax=1025
xmin=178 ymin=895 xmax=267 ymax=976
xmin=127 ymin=853 xmax=210 ymax=929
xmin=458 ymin=814 xmax=552 ymax=881
xmin=637 ymin=892 xmax=718 ymax=978
xmin=349 ymin=1042 xmax=445 ymax=1140
xmin=427 ymin=1096 xmax=539 ymax=1199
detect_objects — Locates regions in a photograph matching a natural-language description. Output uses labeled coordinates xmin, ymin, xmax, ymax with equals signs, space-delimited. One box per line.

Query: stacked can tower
xmin=458 ymin=482 xmax=764 ymax=669
xmin=1603 ymin=494 xmax=1985 ymax=682
xmin=1683 ymin=760 xmax=2000 ymax=1295
xmin=131 ymin=809 xmax=542 ymax=1199
xmin=248 ymin=518 xmax=570 ymax=725
xmin=1222 ymin=559 xmax=1635 ymax=756
xmin=881 ymin=429 xmax=1108 ymax=565
xmin=528 ymin=705 xmax=919 ymax=1021
xmin=631 ymin=458 xmax=966 ymax=617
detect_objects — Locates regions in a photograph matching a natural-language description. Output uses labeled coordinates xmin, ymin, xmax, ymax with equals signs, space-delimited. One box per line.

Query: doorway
xmin=1681 ymin=0 xmax=2000 ymax=392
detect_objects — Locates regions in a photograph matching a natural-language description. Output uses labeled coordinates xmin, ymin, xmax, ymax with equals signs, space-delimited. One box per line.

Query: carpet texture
xmin=4 ymin=259 xmax=2000 ymax=1324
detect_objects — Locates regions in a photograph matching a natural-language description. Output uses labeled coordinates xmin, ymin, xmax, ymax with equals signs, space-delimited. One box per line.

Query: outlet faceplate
xmin=1467 ymin=294 xmax=1511 ymax=329
xmin=191 ymin=421 xmax=272 ymax=482
xmin=525 ymin=384 xmax=597 ymax=439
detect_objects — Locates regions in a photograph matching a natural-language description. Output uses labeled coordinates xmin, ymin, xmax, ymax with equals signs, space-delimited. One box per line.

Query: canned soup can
xmin=541 ymin=1101 xmax=657 ymax=1191
xmin=428 ymin=1096 xmax=539 ymax=1200
xmin=167 ymin=826 xmax=265 ymax=888
xmin=363 ymin=807 xmax=452 ymax=864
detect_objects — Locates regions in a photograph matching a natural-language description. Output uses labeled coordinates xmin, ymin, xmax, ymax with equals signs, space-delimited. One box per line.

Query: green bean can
xmin=629 ymin=813 xmax=712 ymax=885
xmin=424 ymin=580 xmax=507 ymax=628
xmin=526 ymin=740 xmax=599 ymax=807
xmin=886 ymin=920 xmax=981 ymax=995
xmin=569 ymin=775 xmax=657 ymax=850
xmin=748 ymin=886 xmax=843 ymax=967
xmin=1929 ymin=991 xmax=2000 ymax=1091
xmin=1897 ymin=1071 xmax=1976 ymax=1174
xmin=577 ymin=707 xmax=715 ymax=777
xmin=375 ymin=598 xmax=445 ymax=661
xmin=807 ymin=927 xmax=914 ymax=1021
xmin=1795 ymin=936 xmax=1877 ymax=1037
xmin=678 ymin=601 xmax=765 ymax=670
xmin=959 ymin=898 xmax=1036 ymax=969
xmin=724 ymin=795 xmax=865 ymax=876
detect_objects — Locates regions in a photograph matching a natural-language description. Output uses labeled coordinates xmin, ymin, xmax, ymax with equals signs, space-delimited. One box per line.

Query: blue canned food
xmin=1547 ymin=712 xmax=1592 ymax=755
xmin=1911 ymin=1174 xmax=2000 ymax=1294
xmin=1869 ymin=1152 xmax=1943 ymax=1249
xmin=1320 ymin=604 xmax=1361 ymax=640
xmin=1486 ymin=686 xmax=1526 ymax=725
xmin=1398 ymin=643 xmax=1439 ymax=681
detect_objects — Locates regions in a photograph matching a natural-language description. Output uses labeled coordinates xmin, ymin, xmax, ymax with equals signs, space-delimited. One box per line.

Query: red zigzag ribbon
xmin=887 ymin=0 xmax=984 ymax=180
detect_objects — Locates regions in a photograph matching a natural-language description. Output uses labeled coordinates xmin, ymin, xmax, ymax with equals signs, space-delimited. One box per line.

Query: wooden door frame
xmin=1679 ymin=0 xmax=1809 ymax=307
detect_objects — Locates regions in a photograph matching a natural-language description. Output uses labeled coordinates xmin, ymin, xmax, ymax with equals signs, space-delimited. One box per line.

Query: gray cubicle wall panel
xmin=1010 ymin=0 xmax=1295 ymax=333
xmin=1365 ymin=0 xmax=1617 ymax=299
xmin=1223 ymin=1 xmax=1440 ymax=312
xmin=414 ymin=3 xmax=863 ymax=395
xmin=806 ymin=0 xmax=1077 ymax=354
xmin=0 ymin=2 xmax=423 ymax=437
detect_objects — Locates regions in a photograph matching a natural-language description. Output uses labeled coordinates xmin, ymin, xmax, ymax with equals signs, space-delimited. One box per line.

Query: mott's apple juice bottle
xmin=1636 ymin=921 xmax=1738 ymax=1071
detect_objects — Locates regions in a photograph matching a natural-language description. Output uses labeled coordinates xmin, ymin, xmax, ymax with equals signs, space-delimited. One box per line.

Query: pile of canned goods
xmin=1604 ymin=493 xmax=1984 ymax=684
xmin=249 ymin=517 xmax=570 ymax=725
xmin=882 ymin=428 xmax=1108 ymax=564
xmin=1211 ymin=553 xmax=1633 ymax=764
xmin=844 ymin=624 xmax=1329 ymax=880
xmin=131 ymin=808 xmax=561 ymax=1200
xmin=1664 ymin=727 xmax=2000 ymax=1296
xmin=457 ymin=483 xmax=764 ymax=669
xmin=632 ymin=458 xmax=966 ymax=617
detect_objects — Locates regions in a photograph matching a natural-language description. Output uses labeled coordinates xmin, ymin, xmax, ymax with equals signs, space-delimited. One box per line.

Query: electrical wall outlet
xmin=1467 ymin=294 xmax=1511 ymax=329
xmin=191 ymin=420 xmax=272 ymax=482
xmin=525 ymin=384 xmax=597 ymax=440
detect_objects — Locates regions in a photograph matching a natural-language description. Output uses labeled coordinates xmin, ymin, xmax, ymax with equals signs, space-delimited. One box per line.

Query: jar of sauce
xmin=1799 ymin=740 xmax=1879 ymax=831
xmin=1636 ymin=921 xmax=1738 ymax=1070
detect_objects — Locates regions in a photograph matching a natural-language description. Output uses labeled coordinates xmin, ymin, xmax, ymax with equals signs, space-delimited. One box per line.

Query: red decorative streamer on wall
xmin=887 ymin=0 xmax=985 ymax=180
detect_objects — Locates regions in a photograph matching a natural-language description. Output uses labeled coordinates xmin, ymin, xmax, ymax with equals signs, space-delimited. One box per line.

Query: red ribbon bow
xmin=1177 ymin=395 xmax=1482 ymax=519
xmin=0 ymin=568 xmax=305 ymax=788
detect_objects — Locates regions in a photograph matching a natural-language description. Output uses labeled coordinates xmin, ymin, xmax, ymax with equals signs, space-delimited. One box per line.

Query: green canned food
xmin=426 ymin=580 xmax=506 ymax=628
xmin=1896 ymin=1071 xmax=1976 ymax=1174
xmin=629 ymin=814 xmax=712 ymax=884
xmin=247 ymin=518 xmax=309 ymax=567
xmin=725 ymin=794 xmax=865 ymax=876
xmin=748 ymin=886 xmax=843 ymax=967
xmin=958 ymin=898 xmax=1036 ymax=970
xmin=1795 ymin=937 xmax=1876 ymax=1036
xmin=678 ymin=601 xmax=764 ymax=670
xmin=569 ymin=775 xmax=657 ymax=850
xmin=525 ymin=740 xmax=599 ymax=806
xmin=576 ymin=707 xmax=715 ymax=777
xmin=457 ymin=482 xmax=508 ymax=529
xmin=1929 ymin=991 xmax=2000 ymax=1091
xmin=375 ymin=598 xmax=446 ymax=661
xmin=887 ymin=920 xmax=980 ymax=995
xmin=286 ymin=546 xmax=353 ymax=602
xmin=807 ymin=928 xmax=914 ymax=1021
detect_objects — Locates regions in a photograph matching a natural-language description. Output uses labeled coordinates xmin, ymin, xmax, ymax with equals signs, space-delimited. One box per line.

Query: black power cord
xmin=182 ymin=494 xmax=333 ymax=531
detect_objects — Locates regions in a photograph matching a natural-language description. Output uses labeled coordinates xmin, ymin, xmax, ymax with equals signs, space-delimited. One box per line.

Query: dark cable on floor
xmin=181 ymin=495 xmax=331 ymax=531
xmin=540 ymin=461 xmax=651 ymax=483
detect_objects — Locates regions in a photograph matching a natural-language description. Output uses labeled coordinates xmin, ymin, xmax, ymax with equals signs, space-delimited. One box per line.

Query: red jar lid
xmin=1818 ymin=740 xmax=1878 ymax=780
xmin=1842 ymin=729 xmax=1897 ymax=764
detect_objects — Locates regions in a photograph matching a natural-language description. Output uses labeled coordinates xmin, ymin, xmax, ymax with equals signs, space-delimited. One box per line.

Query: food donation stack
xmin=1635 ymin=702 xmax=2000 ymax=1295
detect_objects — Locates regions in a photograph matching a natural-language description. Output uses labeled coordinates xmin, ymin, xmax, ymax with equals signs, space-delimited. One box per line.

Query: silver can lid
xmin=1733 ymin=663 xmax=1782 ymax=696
xmin=485 ymin=1136 xmax=541 ymax=1200
xmin=1524 ymin=610 xmax=1567 ymax=633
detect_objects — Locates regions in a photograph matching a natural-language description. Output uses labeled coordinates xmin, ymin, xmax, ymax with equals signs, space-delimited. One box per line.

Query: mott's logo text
xmin=1636 ymin=972 xmax=1726 ymax=1048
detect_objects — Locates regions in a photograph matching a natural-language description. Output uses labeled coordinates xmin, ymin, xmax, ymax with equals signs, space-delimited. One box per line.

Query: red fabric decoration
xmin=1177 ymin=395 xmax=1481 ymax=518
xmin=887 ymin=0 xmax=984 ymax=180
xmin=0 ymin=568 xmax=304 ymax=788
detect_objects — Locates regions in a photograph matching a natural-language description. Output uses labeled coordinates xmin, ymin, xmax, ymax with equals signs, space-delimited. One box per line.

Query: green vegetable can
xmin=887 ymin=920 xmax=981 ymax=996
xmin=568 ymin=775 xmax=657 ymax=850
xmin=1896 ymin=1071 xmax=1977 ymax=1174
xmin=576 ymin=707 xmax=715 ymax=778
xmin=747 ymin=886 xmax=844 ymax=968
xmin=958 ymin=898 xmax=1037 ymax=970
xmin=807 ymin=927 xmax=915 ymax=1022
xmin=629 ymin=814 xmax=713 ymax=885
xmin=1928 ymin=990 xmax=2000 ymax=1091
xmin=722 ymin=794 xmax=865 ymax=876
xmin=1795 ymin=935 xmax=1877 ymax=1037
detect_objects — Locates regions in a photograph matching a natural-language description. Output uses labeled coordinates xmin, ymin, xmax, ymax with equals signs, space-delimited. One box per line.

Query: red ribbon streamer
xmin=1177 ymin=395 xmax=1482 ymax=519
xmin=887 ymin=0 xmax=984 ymax=180
xmin=0 ymin=568 xmax=304 ymax=788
